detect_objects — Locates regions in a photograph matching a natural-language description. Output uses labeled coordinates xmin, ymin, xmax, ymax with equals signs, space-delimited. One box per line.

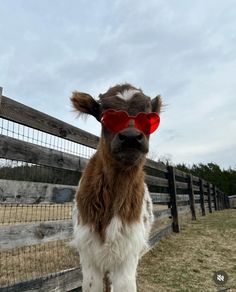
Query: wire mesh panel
xmin=0 ymin=239 xmax=80 ymax=287
xmin=0 ymin=98 xmax=97 ymax=289
xmin=0 ymin=203 xmax=73 ymax=225
xmin=0 ymin=117 xmax=96 ymax=159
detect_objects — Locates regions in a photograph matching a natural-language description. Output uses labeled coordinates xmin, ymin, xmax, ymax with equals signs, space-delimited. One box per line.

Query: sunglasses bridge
xmin=101 ymin=110 xmax=160 ymax=136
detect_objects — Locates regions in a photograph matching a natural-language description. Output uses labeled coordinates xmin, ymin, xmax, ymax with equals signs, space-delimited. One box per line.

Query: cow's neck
xmin=77 ymin=140 xmax=145 ymax=241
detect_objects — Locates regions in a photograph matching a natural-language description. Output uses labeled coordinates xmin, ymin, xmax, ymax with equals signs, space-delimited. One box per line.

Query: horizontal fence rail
xmin=0 ymin=90 xmax=230 ymax=291
xmin=228 ymin=195 xmax=236 ymax=208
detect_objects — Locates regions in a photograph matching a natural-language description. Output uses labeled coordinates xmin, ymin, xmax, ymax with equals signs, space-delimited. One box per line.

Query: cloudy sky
xmin=1 ymin=0 xmax=236 ymax=169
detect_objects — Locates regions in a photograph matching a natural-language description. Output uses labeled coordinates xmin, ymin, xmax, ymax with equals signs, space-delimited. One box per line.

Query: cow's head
xmin=71 ymin=84 xmax=162 ymax=167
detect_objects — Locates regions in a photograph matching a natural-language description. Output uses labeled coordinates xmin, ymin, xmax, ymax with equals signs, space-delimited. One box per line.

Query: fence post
xmin=213 ymin=185 xmax=218 ymax=211
xmin=219 ymin=192 xmax=223 ymax=210
xmin=168 ymin=166 xmax=180 ymax=233
xmin=224 ymin=194 xmax=227 ymax=209
xmin=199 ymin=179 xmax=206 ymax=216
xmin=227 ymin=196 xmax=230 ymax=209
xmin=207 ymin=182 xmax=212 ymax=213
xmin=188 ymin=174 xmax=197 ymax=220
xmin=217 ymin=189 xmax=221 ymax=210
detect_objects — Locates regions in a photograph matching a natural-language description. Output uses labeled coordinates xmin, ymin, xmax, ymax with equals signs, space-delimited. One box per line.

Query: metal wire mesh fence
xmin=0 ymin=102 xmax=96 ymax=288
xmin=0 ymin=203 xmax=73 ymax=225
xmin=0 ymin=117 xmax=96 ymax=159
xmin=0 ymin=239 xmax=80 ymax=287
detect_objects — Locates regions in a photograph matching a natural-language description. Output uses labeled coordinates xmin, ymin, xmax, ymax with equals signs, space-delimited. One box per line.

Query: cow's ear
xmin=71 ymin=91 xmax=100 ymax=120
xmin=151 ymin=95 xmax=162 ymax=114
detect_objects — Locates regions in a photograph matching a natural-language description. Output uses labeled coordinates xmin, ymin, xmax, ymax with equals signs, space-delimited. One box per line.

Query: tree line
xmin=1 ymin=160 xmax=235 ymax=196
xmin=176 ymin=162 xmax=236 ymax=196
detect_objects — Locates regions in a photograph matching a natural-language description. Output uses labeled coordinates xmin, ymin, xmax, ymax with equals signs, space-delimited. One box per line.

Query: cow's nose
xmin=118 ymin=129 xmax=144 ymax=147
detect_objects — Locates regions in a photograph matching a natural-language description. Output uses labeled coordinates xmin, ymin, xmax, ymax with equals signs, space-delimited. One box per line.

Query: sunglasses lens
xmin=101 ymin=110 xmax=129 ymax=132
xmin=135 ymin=113 xmax=160 ymax=135
xmin=102 ymin=110 xmax=160 ymax=135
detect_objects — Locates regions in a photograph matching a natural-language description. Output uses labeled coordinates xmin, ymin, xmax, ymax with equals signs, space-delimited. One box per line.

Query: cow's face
xmin=71 ymin=84 xmax=162 ymax=167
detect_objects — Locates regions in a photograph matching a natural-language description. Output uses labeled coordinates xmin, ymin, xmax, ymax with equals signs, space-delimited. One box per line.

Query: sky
xmin=1 ymin=0 xmax=236 ymax=169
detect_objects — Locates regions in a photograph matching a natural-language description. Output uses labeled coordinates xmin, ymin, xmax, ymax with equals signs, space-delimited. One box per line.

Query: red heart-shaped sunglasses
xmin=101 ymin=109 xmax=160 ymax=136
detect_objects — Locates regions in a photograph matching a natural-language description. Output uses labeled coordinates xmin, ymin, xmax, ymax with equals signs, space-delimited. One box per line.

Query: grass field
xmin=137 ymin=209 xmax=236 ymax=292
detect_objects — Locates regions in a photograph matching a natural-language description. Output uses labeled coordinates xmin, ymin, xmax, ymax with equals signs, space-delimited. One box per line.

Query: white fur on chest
xmin=72 ymin=216 xmax=145 ymax=272
xmin=71 ymin=184 xmax=153 ymax=273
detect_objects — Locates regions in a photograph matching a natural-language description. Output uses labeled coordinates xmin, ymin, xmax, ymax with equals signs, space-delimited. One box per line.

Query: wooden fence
xmin=0 ymin=89 xmax=230 ymax=291
xmin=228 ymin=195 xmax=236 ymax=208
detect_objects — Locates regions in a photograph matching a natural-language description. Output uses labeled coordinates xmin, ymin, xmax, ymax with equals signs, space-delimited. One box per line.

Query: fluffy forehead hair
xmin=99 ymin=84 xmax=142 ymax=100
xmin=98 ymin=84 xmax=156 ymax=115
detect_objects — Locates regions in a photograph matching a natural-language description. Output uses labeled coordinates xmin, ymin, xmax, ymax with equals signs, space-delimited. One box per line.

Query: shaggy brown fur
xmin=76 ymin=136 xmax=145 ymax=241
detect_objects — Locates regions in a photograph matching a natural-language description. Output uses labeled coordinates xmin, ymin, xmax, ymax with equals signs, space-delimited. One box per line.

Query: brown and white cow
xmin=71 ymin=84 xmax=162 ymax=292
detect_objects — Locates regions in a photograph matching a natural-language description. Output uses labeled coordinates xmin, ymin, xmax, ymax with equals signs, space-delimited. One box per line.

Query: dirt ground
xmin=137 ymin=209 xmax=236 ymax=292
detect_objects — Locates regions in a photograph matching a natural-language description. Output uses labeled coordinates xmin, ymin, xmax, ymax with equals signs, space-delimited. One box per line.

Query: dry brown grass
xmin=138 ymin=209 xmax=236 ymax=292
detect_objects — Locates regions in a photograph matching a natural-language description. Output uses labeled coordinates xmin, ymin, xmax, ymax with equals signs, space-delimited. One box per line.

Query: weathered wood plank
xmin=0 ymin=135 xmax=88 ymax=172
xmin=0 ymin=95 xmax=99 ymax=149
xmin=194 ymin=194 xmax=200 ymax=200
xmin=228 ymin=195 xmax=236 ymax=208
xmin=202 ymin=181 xmax=209 ymax=188
xmin=175 ymin=181 xmax=188 ymax=189
xmin=153 ymin=208 xmax=171 ymax=220
xmin=145 ymin=175 xmax=169 ymax=187
xmin=0 ymin=179 xmax=77 ymax=204
xmin=176 ymin=194 xmax=189 ymax=202
xmin=0 ymin=180 xmax=174 ymax=205
xmin=0 ymin=220 xmax=73 ymax=251
xmin=193 ymin=185 xmax=200 ymax=191
xmin=149 ymin=223 xmax=172 ymax=247
xmin=145 ymin=159 xmax=168 ymax=173
xmin=0 ymin=267 xmax=82 ymax=292
xmin=192 ymin=175 xmax=199 ymax=183
xmin=150 ymin=193 xmax=170 ymax=203
xmin=174 ymin=168 xmax=189 ymax=179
